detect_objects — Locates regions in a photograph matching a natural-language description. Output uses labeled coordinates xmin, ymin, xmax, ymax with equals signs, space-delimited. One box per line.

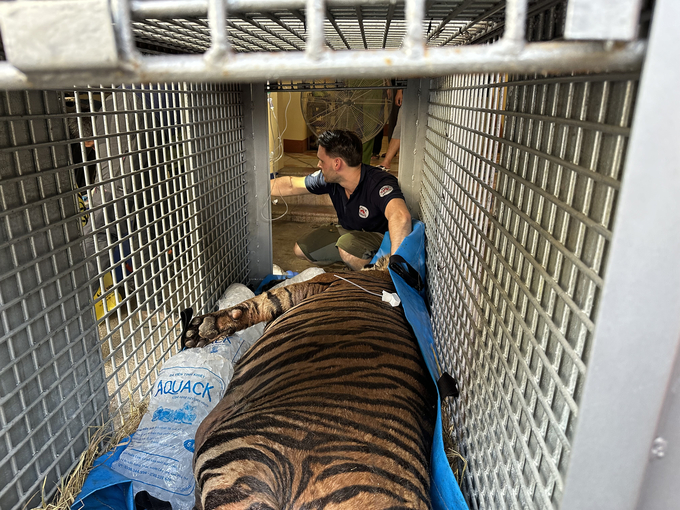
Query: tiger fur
xmin=184 ymin=260 xmax=437 ymax=510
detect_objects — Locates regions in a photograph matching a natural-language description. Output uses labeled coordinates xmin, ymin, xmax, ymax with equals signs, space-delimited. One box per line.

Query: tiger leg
xmin=183 ymin=274 xmax=339 ymax=348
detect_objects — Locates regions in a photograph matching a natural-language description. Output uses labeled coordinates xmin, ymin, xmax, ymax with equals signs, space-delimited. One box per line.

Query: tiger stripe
xmin=191 ymin=266 xmax=436 ymax=510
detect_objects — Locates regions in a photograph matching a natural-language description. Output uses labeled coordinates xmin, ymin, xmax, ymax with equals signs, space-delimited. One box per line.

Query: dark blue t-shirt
xmin=304 ymin=164 xmax=405 ymax=232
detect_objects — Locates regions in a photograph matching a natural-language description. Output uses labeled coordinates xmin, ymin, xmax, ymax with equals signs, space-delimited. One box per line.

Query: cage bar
xmin=0 ymin=1 xmax=646 ymax=90
xmin=561 ymin=0 xmax=680 ymax=507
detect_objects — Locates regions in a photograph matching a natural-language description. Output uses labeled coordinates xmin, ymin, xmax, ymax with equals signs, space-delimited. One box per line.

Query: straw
xmin=30 ymin=397 xmax=148 ymax=510
xmin=441 ymin=404 xmax=467 ymax=485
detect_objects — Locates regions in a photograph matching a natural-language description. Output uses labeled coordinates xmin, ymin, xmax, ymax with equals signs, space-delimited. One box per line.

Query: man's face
xmin=317 ymin=146 xmax=340 ymax=183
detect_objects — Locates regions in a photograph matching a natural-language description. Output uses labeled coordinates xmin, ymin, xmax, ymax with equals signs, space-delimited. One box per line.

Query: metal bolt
xmin=651 ymin=437 xmax=668 ymax=459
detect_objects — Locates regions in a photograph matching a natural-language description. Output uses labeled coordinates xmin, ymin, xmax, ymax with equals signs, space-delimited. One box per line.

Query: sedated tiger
xmin=183 ymin=259 xmax=437 ymax=510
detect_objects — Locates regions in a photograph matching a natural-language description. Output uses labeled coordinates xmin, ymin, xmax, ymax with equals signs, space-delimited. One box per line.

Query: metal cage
xmin=1 ymin=1 xmax=678 ymax=510
xmin=0 ymin=82 xmax=272 ymax=509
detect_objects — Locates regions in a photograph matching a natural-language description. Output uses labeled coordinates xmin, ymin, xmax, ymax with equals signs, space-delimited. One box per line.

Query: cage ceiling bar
xmin=427 ymin=0 xmax=476 ymax=41
xmin=503 ymin=0 xmax=527 ymax=44
xmin=0 ymin=0 xmax=645 ymax=90
xmin=306 ymin=0 xmax=327 ymax=57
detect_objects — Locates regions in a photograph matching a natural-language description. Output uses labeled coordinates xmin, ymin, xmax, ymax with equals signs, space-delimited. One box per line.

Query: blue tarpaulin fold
xmin=372 ymin=220 xmax=468 ymax=510
xmin=71 ymin=437 xmax=134 ymax=510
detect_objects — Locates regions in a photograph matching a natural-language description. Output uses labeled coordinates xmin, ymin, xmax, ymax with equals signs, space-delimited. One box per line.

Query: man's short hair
xmin=318 ymin=130 xmax=363 ymax=167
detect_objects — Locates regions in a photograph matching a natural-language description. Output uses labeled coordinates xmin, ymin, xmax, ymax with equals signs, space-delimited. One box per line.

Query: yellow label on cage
xmin=78 ymin=193 xmax=90 ymax=226
xmin=94 ymin=272 xmax=117 ymax=320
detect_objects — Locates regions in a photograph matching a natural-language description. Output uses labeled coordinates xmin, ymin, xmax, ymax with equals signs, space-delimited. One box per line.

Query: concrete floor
xmin=271 ymin=220 xmax=328 ymax=273
xmin=270 ymin=151 xmax=316 ymax=273
xmin=270 ymin=147 xmax=399 ymax=274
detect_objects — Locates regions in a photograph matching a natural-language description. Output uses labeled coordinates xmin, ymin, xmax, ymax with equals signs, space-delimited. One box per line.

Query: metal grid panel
xmin=422 ymin=69 xmax=638 ymax=509
xmin=0 ymin=90 xmax=105 ymax=510
xmin=128 ymin=10 xmax=496 ymax=55
xmin=0 ymin=83 xmax=252 ymax=509
xmin=126 ymin=2 xmax=502 ymax=54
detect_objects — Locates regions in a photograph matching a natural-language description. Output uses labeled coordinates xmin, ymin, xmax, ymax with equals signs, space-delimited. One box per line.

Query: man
xmin=271 ymin=130 xmax=411 ymax=270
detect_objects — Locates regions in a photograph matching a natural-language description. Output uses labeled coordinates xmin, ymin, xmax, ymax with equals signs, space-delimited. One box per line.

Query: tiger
xmin=183 ymin=258 xmax=437 ymax=510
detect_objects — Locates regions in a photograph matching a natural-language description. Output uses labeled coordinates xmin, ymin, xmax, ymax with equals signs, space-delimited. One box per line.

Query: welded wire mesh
xmin=422 ymin=70 xmax=639 ymax=509
xmin=0 ymin=89 xmax=104 ymax=510
xmin=0 ymin=0 xmax=646 ymax=90
xmin=0 ymin=83 xmax=251 ymax=510
xmin=0 ymin=0 xmax=655 ymax=508
xmin=128 ymin=2 xmax=501 ymax=55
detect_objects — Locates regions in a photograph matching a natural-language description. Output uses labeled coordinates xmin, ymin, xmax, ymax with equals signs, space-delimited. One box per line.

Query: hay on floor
xmin=441 ymin=404 xmax=467 ymax=486
xmin=31 ymin=399 xmax=148 ymax=510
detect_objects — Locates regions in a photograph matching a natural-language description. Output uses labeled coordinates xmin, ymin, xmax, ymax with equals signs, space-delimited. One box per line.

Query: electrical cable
xmin=333 ymin=274 xmax=401 ymax=307
xmin=263 ymin=93 xmax=293 ymax=222
xmin=262 ymin=175 xmax=290 ymax=222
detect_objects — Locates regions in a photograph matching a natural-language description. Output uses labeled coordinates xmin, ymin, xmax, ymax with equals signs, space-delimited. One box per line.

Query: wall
xmin=274 ymin=91 xmax=309 ymax=153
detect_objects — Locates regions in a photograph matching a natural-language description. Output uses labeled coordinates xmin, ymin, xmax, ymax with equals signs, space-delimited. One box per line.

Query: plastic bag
xmin=111 ymin=344 xmax=234 ymax=509
xmin=215 ymin=283 xmax=265 ymax=360
xmin=111 ymin=282 xmax=268 ymax=509
xmin=270 ymin=267 xmax=325 ymax=289
xmin=216 ymin=282 xmax=254 ymax=311
xmin=209 ymin=325 xmax=264 ymax=364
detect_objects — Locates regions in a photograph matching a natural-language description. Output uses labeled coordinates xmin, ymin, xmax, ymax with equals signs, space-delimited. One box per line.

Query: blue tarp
xmin=371 ymin=220 xmax=468 ymax=510
xmin=71 ymin=437 xmax=134 ymax=510
xmin=74 ymin=220 xmax=466 ymax=510
xmin=254 ymin=270 xmax=298 ymax=295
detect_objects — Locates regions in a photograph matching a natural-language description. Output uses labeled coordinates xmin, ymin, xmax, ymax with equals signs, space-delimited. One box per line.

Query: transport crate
xmin=0 ymin=1 xmax=678 ymax=510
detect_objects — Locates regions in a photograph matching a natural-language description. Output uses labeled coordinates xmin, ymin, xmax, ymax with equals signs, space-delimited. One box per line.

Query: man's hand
xmin=384 ymin=198 xmax=411 ymax=255
xmin=395 ymin=89 xmax=403 ymax=107
xmin=271 ymin=175 xmax=309 ymax=197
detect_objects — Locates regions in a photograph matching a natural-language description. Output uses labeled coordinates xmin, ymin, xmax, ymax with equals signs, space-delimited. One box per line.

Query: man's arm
xmin=270 ymin=175 xmax=309 ymax=197
xmin=395 ymin=89 xmax=403 ymax=107
xmin=384 ymin=198 xmax=412 ymax=255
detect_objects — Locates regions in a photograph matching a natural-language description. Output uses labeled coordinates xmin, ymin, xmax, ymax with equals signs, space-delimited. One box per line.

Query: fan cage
xmin=300 ymin=79 xmax=394 ymax=143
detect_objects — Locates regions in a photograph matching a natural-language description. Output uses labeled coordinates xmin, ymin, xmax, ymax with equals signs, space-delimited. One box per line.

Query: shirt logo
xmin=379 ymin=185 xmax=393 ymax=197
xmin=358 ymin=205 xmax=369 ymax=218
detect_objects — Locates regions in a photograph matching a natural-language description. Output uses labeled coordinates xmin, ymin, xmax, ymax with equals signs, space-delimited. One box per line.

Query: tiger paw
xmin=183 ymin=308 xmax=244 ymax=348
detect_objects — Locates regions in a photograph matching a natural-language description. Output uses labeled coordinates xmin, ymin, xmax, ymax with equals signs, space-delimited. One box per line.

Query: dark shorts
xmin=297 ymin=224 xmax=384 ymax=264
